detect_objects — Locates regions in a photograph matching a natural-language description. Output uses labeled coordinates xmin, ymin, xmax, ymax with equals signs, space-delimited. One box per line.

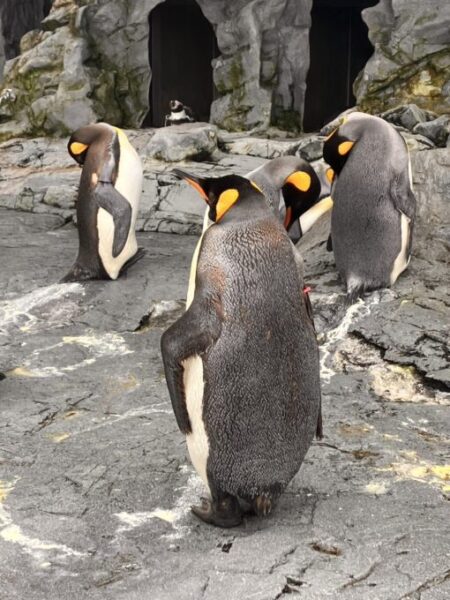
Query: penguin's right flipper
xmin=94 ymin=182 xmax=132 ymax=258
xmin=161 ymin=293 xmax=222 ymax=434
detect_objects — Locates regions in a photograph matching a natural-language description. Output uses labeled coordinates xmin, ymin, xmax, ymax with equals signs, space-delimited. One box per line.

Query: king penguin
xmin=247 ymin=157 xmax=333 ymax=243
xmin=161 ymin=170 xmax=322 ymax=528
xmin=323 ymin=111 xmax=416 ymax=302
xmin=62 ymin=123 xmax=143 ymax=282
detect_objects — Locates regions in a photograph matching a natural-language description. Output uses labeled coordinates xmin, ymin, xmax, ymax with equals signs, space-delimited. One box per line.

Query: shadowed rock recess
xmin=0 ymin=128 xmax=449 ymax=599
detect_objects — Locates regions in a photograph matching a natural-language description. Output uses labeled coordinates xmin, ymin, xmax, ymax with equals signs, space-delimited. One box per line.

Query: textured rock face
xmin=0 ymin=0 xmax=313 ymax=139
xmin=356 ymin=0 xmax=450 ymax=114
xmin=146 ymin=123 xmax=218 ymax=162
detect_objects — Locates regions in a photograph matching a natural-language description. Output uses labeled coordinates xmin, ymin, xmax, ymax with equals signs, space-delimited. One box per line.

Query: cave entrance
xmin=144 ymin=0 xmax=218 ymax=127
xmin=303 ymin=0 xmax=377 ymax=132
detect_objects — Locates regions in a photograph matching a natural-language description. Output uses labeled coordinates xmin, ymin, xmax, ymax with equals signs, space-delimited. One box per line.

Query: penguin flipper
xmin=161 ymin=293 xmax=222 ymax=434
xmin=326 ymin=233 xmax=333 ymax=252
xmin=94 ymin=183 xmax=132 ymax=258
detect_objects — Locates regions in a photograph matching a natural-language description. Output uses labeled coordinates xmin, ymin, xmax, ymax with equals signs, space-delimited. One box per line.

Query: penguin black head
xmin=279 ymin=164 xmax=321 ymax=234
xmin=68 ymin=123 xmax=113 ymax=166
xmin=247 ymin=157 xmax=321 ymax=243
xmin=173 ymin=169 xmax=263 ymax=223
xmin=169 ymin=100 xmax=184 ymax=112
xmin=322 ymin=115 xmax=358 ymax=179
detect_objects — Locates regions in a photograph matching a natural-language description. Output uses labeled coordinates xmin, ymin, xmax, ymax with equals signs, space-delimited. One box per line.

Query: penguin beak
xmin=172 ymin=169 xmax=209 ymax=201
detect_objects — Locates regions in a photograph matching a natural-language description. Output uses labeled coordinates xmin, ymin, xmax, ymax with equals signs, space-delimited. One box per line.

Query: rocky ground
xmin=0 ymin=138 xmax=449 ymax=599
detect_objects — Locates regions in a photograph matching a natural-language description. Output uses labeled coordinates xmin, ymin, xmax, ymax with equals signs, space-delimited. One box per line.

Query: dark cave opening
xmin=0 ymin=0 xmax=53 ymax=61
xmin=143 ymin=0 xmax=219 ymax=128
xmin=303 ymin=0 xmax=378 ymax=132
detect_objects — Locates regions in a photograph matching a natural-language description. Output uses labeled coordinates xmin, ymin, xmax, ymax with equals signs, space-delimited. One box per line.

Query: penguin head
xmin=68 ymin=124 xmax=110 ymax=166
xmin=322 ymin=114 xmax=361 ymax=177
xmin=279 ymin=163 xmax=321 ymax=238
xmin=173 ymin=169 xmax=262 ymax=223
xmin=169 ymin=100 xmax=184 ymax=112
xmin=247 ymin=157 xmax=321 ymax=243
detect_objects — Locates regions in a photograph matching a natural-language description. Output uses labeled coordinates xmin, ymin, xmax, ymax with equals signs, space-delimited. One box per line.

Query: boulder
xmin=145 ymin=123 xmax=218 ymax=162
xmin=219 ymin=135 xmax=299 ymax=159
xmin=413 ymin=115 xmax=450 ymax=148
xmin=380 ymin=104 xmax=436 ymax=132
xmin=296 ymin=135 xmax=323 ymax=162
xmin=356 ymin=0 xmax=450 ymax=115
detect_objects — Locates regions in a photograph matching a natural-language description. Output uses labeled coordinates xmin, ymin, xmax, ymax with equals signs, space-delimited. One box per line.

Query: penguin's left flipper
xmin=94 ymin=182 xmax=132 ymax=257
xmin=161 ymin=292 xmax=222 ymax=434
xmin=326 ymin=234 xmax=333 ymax=252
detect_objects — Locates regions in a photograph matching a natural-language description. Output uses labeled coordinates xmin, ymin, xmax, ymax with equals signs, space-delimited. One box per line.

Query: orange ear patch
xmin=338 ymin=141 xmax=354 ymax=156
xmin=216 ymin=188 xmax=239 ymax=221
xmin=184 ymin=178 xmax=209 ymax=201
xmin=70 ymin=142 xmax=88 ymax=155
xmin=286 ymin=171 xmax=311 ymax=192
xmin=326 ymin=168 xmax=335 ymax=184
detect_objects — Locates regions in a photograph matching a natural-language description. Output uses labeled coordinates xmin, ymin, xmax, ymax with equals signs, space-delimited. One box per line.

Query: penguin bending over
xmin=247 ymin=157 xmax=333 ymax=243
xmin=161 ymin=170 xmax=322 ymax=528
xmin=323 ymin=112 xmax=416 ymax=302
xmin=63 ymin=123 xmax=143 ymax=282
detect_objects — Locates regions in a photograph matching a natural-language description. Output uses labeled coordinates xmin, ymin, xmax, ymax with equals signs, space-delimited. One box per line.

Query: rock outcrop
xmin=0 ymin=0 xmax=315 ymax=139
xmin=357 ymin=0 xmax=450 ymax=115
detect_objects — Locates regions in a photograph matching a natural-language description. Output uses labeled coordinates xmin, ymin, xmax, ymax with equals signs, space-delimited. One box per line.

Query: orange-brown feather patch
xmin=70 ymin=142 xmax=88 ymax=155
xmin=286 ymin=171 xmax=311 ymax=192
xmin=216 ymin=188 xmax=239 ymax=221
xmin=326 ymin=168 xmax=335 ymax=183
xmin=338 ymin=141 xmax=354 ymax=156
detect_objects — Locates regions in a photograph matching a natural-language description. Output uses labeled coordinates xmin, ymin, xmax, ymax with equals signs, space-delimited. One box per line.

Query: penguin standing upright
xmin=247 ymin=157 xmax=332 ymax=243
xmin=161 ymin=170 xmax=322 ymax=528
xmin=323 ymin=112 xmax=416 ymax=302
xmin=63 ymin=123 xmax=143 ymax=282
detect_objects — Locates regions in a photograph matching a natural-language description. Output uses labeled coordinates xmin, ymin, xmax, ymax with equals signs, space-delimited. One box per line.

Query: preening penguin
xmin=62 ymin=123 xmax=143 ymax=282
xmin=247 ymin=157 xmax=332 ymax=243
xmin=161 ymin=170 xmax=322 ymax=528
xmin=323 ymin=112 xmax=416 ymax=302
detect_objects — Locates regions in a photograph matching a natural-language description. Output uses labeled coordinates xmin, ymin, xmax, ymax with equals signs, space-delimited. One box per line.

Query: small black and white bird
xmin=165 ymin=100 xmax=195 ymax=126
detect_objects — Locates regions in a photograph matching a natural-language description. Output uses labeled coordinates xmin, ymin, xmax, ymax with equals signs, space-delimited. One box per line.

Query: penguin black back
xmin=161 ymin=170 xmax=321 ymax=527
xmin=323 ymin=112 xmax=416 ymax=302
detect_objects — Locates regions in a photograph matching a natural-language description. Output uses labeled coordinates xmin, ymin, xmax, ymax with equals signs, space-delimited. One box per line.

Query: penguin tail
xmin=345 ymin=279 xmax=365 ymax=305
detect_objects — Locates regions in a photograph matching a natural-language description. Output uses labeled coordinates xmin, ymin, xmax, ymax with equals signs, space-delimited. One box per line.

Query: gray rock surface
xmin=414 ymin=116 xmax=450 ymax=148
xmin=0 ymin=130 xmax=266 ymax=234
xmin=0 ymin=166 xmax=449 ymax=598
xmin=146 ymin=123 xmax=218 ymax=162
xmin=357 ymin=0 xmax=450 ymax=115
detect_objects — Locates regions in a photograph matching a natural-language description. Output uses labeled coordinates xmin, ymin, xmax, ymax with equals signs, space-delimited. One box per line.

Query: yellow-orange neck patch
xmin=326 ymin=168 xmax=335 ymax=184
xmin=338 ymin=141 xmax=354 ymax=156
xmin=70 ymin=142 xmax=88 ymax=155
xmin=216 ymin=188 xmax=239 ymax=221
xmin=286 ymin=171 xmax=311 ymax=192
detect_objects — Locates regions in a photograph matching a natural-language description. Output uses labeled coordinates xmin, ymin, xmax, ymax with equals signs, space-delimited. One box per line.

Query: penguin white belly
xmin=183 ymin=355 xmax=210 ymax=490
xmin=390 ymin=212 xmax=411 ymax=285
xmin=97 ymin=131 xmax=143 ymax=279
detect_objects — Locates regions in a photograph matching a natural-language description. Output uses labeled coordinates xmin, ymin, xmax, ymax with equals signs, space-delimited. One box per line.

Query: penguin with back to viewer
xmin=161 ymin=169 xmax=322 ymax=528
xmin=63 ymin=123 xmax=143 ymax=282
xmin=323 ymin=111 xmax=416 ymax=303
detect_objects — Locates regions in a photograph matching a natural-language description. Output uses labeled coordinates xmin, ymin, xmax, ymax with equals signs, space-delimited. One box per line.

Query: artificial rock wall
xmin=0 ymin=0 xmax=312 ymax=140
xmin=0 ymin=0 xmax=449 ymax=141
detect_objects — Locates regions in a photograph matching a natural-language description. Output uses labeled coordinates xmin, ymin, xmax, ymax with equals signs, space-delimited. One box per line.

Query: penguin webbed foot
xmin=119 ymin=247 xmax=146 ymax=276
xmin=191 ymin=495 xmax=242 ymax=528
xmin=60 ymin=265 xmax=98 ymax=283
